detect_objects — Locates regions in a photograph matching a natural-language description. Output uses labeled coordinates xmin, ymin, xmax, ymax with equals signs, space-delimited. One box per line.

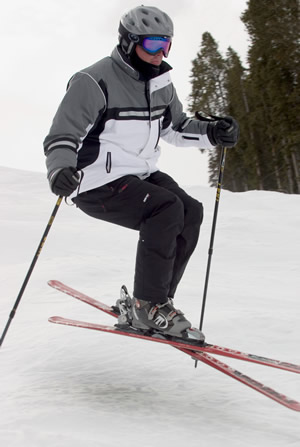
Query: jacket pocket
xmin=106 ymin=152 xmax=112 ymax=173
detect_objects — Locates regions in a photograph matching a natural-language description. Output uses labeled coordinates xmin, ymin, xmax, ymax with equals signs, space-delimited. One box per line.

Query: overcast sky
xmin=1 ymin=0 xmax=249 ymax=186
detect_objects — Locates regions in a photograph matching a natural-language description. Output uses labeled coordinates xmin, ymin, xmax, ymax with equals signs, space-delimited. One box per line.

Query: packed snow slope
xmin=1 ymin=166 xmax=300 ymax=447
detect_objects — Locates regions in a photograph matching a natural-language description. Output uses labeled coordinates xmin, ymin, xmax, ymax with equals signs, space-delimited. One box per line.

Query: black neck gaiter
xmin=130 ymin=51 xmax=161 ymax=81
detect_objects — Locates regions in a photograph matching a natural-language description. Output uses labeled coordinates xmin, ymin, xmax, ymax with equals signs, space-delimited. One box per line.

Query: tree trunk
xmin=290 ymin=146 xmax=300 ymax=194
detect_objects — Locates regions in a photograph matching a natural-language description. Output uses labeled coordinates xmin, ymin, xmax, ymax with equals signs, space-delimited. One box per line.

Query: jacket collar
xmin=111 ymin=46 xmax=172 ymax=81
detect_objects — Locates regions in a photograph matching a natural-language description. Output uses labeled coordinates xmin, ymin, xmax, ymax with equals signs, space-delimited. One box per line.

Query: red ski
xmin=48 ymin=280 xmax=300 ymax=374
xmin=49 ymin=315 xmax=300 ymax=412
xmin=48 ymin=280 xmax=300 ymax=411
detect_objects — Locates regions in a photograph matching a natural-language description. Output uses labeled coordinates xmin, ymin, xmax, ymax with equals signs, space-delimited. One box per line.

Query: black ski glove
xmin=206 ymin=116 xmax=239 ymax=148
xmin=49 ymin=167 xmax=80 ymax=196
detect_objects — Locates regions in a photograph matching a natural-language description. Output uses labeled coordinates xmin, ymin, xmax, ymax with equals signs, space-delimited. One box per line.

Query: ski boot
xmin=115 ymin=286 xmax=205 ymax=342
xmin=131 ymin=297 xmax=205 ymax=342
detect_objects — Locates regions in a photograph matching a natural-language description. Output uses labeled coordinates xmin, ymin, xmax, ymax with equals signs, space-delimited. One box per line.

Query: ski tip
xmin=49 ymin=316 xmax=60 ymax=323
xmin=48 ymin=279 xmax=59 ymax=287
xmin=283 ymin=401 xmax=300 ymax=412
xmin=49 ymin=316 xmax=69 ymax=325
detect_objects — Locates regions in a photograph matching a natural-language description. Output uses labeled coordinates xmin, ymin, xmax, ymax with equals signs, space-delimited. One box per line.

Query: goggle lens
xmin=142 ymin=36 xmax=171 ymax=57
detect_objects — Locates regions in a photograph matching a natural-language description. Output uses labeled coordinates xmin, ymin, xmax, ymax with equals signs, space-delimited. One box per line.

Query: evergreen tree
xmin=188 ymin=32 xmax=228 ymax=187
xmin=223 ymin=48 xmax=256 ymax=191
xmin=189 ymin=34 xmax=252 ymax=191
xmin=188 ymin=0 xmax=300 ymax=193
xmin=189 ymin=32 xmax=227 ymax=116
xmin=241 ymin=0 xmax=300 ymax=193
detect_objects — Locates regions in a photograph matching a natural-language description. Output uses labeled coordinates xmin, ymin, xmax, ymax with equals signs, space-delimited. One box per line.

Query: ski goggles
xmin=141 ymin=36 xmax=172 ymax=57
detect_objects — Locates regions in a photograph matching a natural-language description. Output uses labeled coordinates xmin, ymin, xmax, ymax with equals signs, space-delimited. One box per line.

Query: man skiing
xmin=44 ymin=6 xmax=239 ymax=339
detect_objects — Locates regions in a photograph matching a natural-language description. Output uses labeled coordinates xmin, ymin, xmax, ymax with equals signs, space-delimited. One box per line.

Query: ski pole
xmin=195 ymin=147 xmax=227 ymax=367
xmin=0 ymin=195 xmax=63 ymax=348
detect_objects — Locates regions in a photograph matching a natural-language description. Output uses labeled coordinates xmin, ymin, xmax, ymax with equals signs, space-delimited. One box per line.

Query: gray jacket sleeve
xmin=160 ymin=87 xmax=215 ymax=149
xmin=44 ymin=72 xmax=107 ymax=177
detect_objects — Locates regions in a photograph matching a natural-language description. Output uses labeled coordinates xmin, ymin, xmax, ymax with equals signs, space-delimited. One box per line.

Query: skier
xmin=44 ymin=6 xmax=239 ymax=338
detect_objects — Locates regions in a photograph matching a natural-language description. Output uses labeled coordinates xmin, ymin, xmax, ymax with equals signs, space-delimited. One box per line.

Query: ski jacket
xmin=44 ymin=46 xmax=214 ymax=196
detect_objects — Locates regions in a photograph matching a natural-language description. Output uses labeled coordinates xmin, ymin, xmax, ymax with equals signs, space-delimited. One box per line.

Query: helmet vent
xmin=154 ymin=17 xmax=161 ymax=23
xmin=142 ymin=18 xmax=149 ymax=26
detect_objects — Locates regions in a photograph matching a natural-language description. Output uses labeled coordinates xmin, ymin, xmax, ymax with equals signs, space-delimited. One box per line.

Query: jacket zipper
xmin=146 ymin=82 xmax=161 ymax=151
xmin=145 ymin=82 xmax=151 ymax=122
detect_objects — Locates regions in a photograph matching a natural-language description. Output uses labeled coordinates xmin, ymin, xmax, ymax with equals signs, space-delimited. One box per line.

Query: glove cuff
xmin=206 ymin=122 xmax=218 ymax=146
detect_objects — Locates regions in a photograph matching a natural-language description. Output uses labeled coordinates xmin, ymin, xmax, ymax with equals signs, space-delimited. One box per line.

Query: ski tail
xmin=48 ymin=280 xmax=117 ymax=317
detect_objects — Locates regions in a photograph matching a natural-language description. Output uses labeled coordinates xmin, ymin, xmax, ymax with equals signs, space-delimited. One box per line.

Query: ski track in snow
xmin=0 ymin=166 xmax=300 ymax=447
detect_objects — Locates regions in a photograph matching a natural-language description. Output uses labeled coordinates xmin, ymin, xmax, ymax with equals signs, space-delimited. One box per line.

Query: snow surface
xmin=1 ymin=166 xmax=300 ymax=446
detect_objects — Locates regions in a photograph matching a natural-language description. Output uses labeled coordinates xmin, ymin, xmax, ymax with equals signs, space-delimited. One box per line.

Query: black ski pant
xmin=73 ymin=171 xmax=203 ymax=304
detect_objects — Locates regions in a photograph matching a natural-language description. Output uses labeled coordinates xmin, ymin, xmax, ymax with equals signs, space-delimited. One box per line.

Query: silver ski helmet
xmin=118 ymin=5 xmax=174 ymax=57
